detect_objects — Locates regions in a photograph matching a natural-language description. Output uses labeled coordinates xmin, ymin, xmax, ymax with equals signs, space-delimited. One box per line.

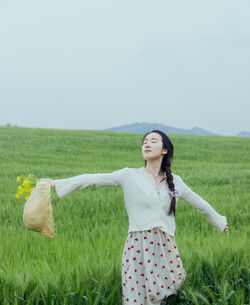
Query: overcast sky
xmin=0 ymin=0 xmax=249 ymax=136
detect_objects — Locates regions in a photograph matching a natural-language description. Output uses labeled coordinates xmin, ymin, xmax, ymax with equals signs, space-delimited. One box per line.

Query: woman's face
xmin=141 ymin=132 xmax=167 ymax=161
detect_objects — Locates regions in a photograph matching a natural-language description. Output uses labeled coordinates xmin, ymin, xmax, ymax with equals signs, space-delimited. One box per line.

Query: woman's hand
xmin=224 ymin=222 xmax=229 ymax=234
xmin=39 ymin=179 xmax=55 ymax=189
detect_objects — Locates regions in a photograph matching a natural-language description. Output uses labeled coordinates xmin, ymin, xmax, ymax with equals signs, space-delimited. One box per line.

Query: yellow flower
xmin=15 ymin=173 xmax=39 ymax=200
xmin=23 ymin=184 xmax=30 ymax=192
xmin=23 ymin=179 xmax=29 ymax=187
xmin=17 ymin=187 xmax=24 ymax=195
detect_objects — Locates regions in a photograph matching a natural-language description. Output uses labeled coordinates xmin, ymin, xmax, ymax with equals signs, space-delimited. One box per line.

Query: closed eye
xmin=143 ymin=141 xmax=157 ymax=144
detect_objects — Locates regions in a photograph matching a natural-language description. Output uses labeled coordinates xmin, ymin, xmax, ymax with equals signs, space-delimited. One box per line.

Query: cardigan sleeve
xmin=177 ymin=175 xmax=227 ymax=233
xmin=53 ymin=167 xmax=129 ymax=198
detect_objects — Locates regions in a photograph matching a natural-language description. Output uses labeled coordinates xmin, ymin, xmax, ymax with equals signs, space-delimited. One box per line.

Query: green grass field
xmin=0 ymin=126 xmax=249 ymax=305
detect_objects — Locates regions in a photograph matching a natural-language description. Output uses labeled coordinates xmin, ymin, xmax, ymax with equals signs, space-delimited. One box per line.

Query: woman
xmin=42 ymin=130 xmax=229 ymax=305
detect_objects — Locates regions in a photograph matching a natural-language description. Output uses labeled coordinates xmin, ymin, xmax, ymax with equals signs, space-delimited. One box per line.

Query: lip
xmin=144 ymin=150 xmax=151 ymax=152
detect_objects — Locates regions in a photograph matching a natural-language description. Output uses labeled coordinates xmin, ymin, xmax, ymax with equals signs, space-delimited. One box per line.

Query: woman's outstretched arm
xmin=177 ymin=175 xmax=228 ymax=233
xmin=40 ymin=167 xmax=129 ymax=198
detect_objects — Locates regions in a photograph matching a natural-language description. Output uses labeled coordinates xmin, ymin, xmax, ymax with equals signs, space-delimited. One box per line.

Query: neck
xmin=145 ymin=161 xmax=163 ymax=177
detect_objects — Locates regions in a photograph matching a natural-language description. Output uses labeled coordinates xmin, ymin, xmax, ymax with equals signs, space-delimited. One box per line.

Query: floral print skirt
xmin=121 ymin=227 xmax=186 ymax=304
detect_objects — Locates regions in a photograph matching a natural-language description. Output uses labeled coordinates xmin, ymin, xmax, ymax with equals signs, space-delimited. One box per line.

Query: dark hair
xmin=142 ymin=130 xmax=176 ymax=217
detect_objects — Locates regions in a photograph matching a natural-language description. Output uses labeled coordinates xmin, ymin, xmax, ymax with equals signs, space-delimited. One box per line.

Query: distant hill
xmin=1 ymin=123 xmax=249 ymax=137
xmin=236 ymin=131 xmax=250 ymax=137
xmin=103 ymin=122 xmax=220 ymax=136
xmin=104 ymin=122 xmax=250 ymax=137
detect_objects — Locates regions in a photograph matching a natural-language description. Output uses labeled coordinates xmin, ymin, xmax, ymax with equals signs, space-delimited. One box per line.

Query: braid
xmin=162 ymin=155 xmax=176 ymax=217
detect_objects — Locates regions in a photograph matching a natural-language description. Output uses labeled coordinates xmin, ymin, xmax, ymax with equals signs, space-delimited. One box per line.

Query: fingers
xmin=51 ymin=181 xmax=56 ymax=188
xmin=224 ymin=223 xmax=229 ymax=233
xmin=38 ymin=179 xmax=55 ymax=188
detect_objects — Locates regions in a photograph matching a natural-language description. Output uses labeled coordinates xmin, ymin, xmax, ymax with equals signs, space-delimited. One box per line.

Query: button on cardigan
xmin=53 ymin=167 xmax=227 ymax=236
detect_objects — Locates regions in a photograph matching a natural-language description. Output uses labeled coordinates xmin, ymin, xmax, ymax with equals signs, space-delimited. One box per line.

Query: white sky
xmin=0 ymin=0 xmax=249 ymax=136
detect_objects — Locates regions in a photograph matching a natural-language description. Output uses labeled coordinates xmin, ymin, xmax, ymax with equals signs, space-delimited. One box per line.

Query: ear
xmin=162 ymin=148 xmax=168 ymax=155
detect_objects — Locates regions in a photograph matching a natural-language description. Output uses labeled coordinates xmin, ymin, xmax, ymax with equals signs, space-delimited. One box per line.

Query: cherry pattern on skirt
xmin=121 ymin=228 xmax=186 ymax=304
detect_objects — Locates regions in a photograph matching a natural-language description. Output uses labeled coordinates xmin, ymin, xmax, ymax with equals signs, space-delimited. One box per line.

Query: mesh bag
xmin=23 ymin=180 xmax=56 ymax=238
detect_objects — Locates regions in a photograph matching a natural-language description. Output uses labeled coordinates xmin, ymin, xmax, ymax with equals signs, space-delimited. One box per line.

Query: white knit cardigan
xmin=53 ymin=167 xmax=227 ymax=236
